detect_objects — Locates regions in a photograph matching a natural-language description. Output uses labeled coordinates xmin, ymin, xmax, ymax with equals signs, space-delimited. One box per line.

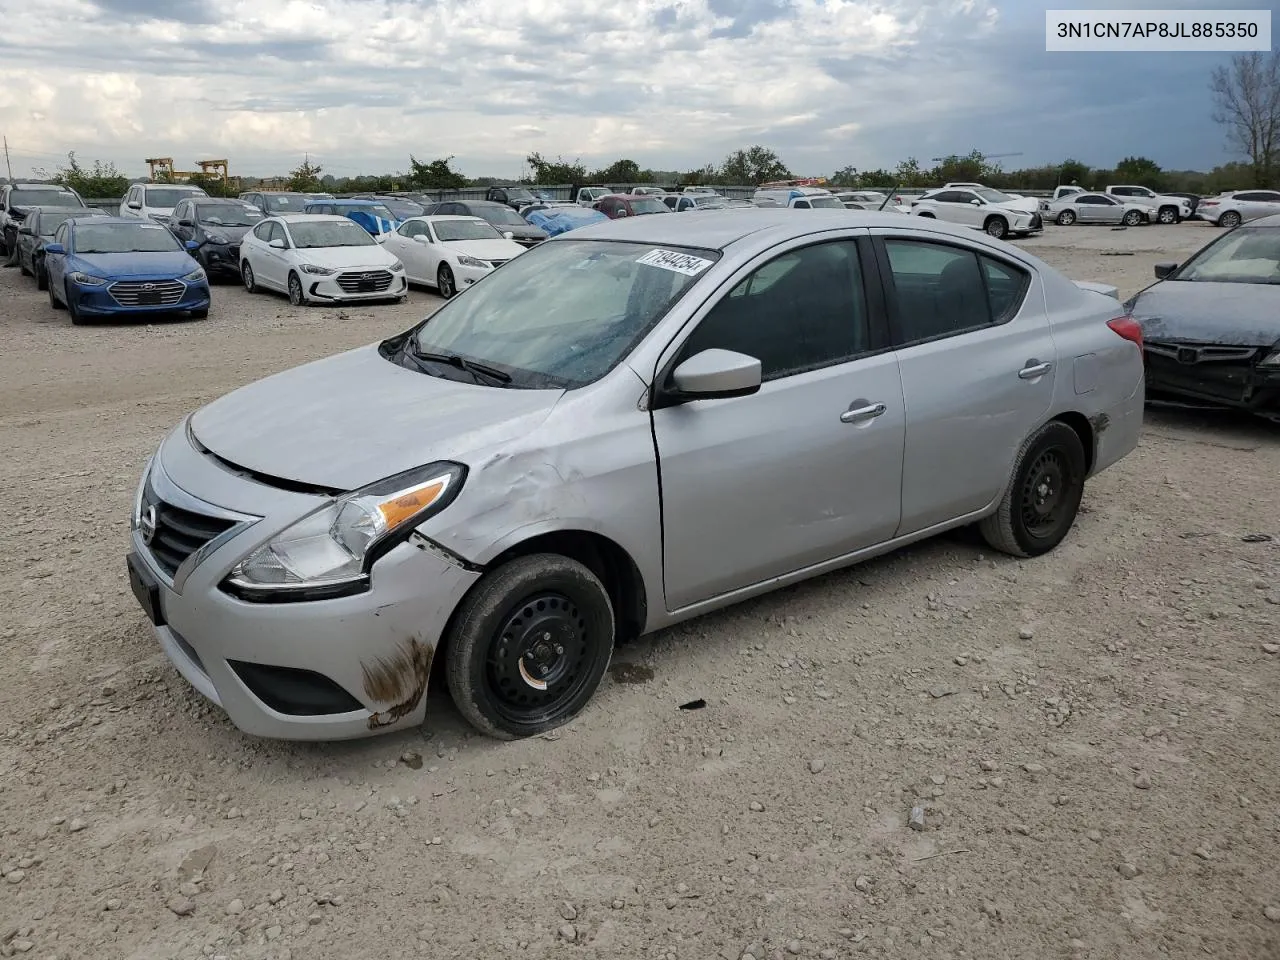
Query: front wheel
xmin=445 ymin=554 xmax=615 ymax=740
xmin=1156 ymin=206 xmax=1178 ymax=225
xmin=1056 ymin=210 xmax=1076 ymax=226
xmin=979 ymin=421 xmax=1087 ymax=558
xmin=1218 ymin=210 xmax=1242 ymax=229
xmin=287 ymin=272 xmax=306 ymax=306
xmin=437 ymin=263 xmax=456 ymax=299
xmin=48 ymin=277 xmax=64 ymax=310
xmin=1122 ymin=210 xmax=1143 ymax=226
xmin=242 ymin=261 xmax=258 ymax=293
xmin=66 ymin=281 xmax=86 ymax=325
xmin=985 ymin=216 xmax=1009 ymax=239
xmin=35 ymin=262 xmax=48 ymax=291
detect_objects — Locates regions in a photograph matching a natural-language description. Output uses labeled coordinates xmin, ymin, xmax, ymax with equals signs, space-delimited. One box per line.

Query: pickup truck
xmin=570 ymin=185 xmax=610 ymax=207
xmin=1104 ymin=185 xmax=1191 ymax=224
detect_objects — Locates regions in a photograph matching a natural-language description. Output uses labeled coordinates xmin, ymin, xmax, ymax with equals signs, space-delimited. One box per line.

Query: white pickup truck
xmin=1104 ymin=185 xmax=1190 ymax=224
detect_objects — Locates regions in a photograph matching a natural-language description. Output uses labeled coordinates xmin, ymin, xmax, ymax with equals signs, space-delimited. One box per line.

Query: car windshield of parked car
xmin=265 ymin=195 xmax=308 ymax=211
xmin=37 ymin=210 xmax=86 ymax=237
xmin=975 ymin=189 xmax=1014 ymax=204
xmin=410 ymin=239 xmax=720 ymax=389
xmin=1175 ymin=227 xmax=1280 ymax=284
xmin=74 ymin=222 xmax=181 ymax=254
xmin=433 ymin=220 xmax=503 ymax=242
xmin=808 ymin=196 xmax=845 ymax=209
xmin=378 ymin=198 xmax=424 ymax=219
xmin=196 ymin=204 xmax=263 ymax=227
xmin=288 ymin=220 xmax=377 ymax=249
xmin=629 ymin=198 xmax=670 ymax=214
xmin=14 ymin=188 xmax=82 ymax=208
xmin=474 ymin=205 xmax=529 ymax=228
xmin=145 ymin=189 xmax=203 ymax=208
xmin=504 ymin=188 xmax=535 ymax=201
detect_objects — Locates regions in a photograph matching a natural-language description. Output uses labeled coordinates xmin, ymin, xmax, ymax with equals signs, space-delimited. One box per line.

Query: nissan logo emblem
xmin=139 ymin=504 xmax=158 ymax=545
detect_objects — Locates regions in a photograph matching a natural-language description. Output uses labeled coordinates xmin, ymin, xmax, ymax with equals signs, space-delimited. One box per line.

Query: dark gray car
xmin=1125 ymin=214 xmax=1280 ymax=421
xmin=422 ymin=200 xmax=548 ymax=247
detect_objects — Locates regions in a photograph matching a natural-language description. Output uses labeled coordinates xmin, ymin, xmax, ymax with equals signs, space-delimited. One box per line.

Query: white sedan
xmin=239 ymin=214 xmax=407 ymax=306
xmin=379 ymin=215 xmax=529 ymax=298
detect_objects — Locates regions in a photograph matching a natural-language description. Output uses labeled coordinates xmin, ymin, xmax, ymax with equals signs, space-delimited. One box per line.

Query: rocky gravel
xmin=1 ymin=223 xmax=1278 ymax=960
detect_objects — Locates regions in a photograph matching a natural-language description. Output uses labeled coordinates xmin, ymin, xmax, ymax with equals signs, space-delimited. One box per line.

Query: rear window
xmin=13 ymin=188 xmax=83 ymax=208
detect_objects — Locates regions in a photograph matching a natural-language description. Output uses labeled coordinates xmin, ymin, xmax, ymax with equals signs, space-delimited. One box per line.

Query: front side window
xmin=398 ymin=220 xmax=427 ymax=239
xmin=252 ymin=221 xmax=273 ymax=241
xmin=882 ymin=239 xmax=1030 ymax=342
xmin=677 ymin=240 xmax=869 ymax=382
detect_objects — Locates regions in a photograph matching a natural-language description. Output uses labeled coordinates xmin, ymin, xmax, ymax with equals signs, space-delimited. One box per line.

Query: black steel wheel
xmin=979 ymin=421 xmax=1086 ymax=558
xmin=1157 ymin=206 xmax=1178 ymax=225
xmin=445 ymin=554 xmax=614 ymax=739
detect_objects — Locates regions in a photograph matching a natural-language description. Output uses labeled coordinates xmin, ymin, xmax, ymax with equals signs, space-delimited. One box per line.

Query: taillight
xmin=1107 ymin=315 xmax=1143 ymax=350
xmin=1200 ymin=200 xmax=1219 ymax=207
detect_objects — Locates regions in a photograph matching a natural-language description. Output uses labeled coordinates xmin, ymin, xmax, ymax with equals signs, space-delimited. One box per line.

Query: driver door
xmin=259 ymin=222 xmax=290 ymax=289
xmin=651 ymin=236 xmax=905 ymax=611
xmin=395 ymin=221 xmax=435 ymax=283
xmin=947 ymin=190 xmax=985 ymax=226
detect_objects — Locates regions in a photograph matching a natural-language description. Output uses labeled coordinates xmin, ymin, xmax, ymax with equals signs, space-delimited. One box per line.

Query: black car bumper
xmin=1144 ymin=341 xmax=1280 ymax=416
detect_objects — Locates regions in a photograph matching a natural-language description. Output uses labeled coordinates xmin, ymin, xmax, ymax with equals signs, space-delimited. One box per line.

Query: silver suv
xmin=127 ymin=211 xmax=1144 ymax=741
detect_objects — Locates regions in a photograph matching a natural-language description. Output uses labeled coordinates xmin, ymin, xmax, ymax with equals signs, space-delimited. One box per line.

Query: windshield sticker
xmin=636 ymin=248 xmax=713 ymax=276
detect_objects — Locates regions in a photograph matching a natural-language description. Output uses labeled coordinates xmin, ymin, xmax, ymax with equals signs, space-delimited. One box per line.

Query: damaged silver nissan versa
xmin=127 ymin=210 xmax=1144 ymax=741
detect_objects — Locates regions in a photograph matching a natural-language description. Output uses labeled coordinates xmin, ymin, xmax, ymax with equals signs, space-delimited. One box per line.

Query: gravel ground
xmin=1 ymin=223 xmax=1278 ymax=960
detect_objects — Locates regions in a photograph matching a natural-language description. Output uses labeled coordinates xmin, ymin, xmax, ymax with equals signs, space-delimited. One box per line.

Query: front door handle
xmin=840 ymin=401 xmax=887 ymax=424
xmin=1019 ymin=360 xmax=1053 ymax=379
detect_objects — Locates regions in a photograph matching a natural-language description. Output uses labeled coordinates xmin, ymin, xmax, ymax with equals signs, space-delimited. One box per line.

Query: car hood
xmin=995 ymin=197 xmax=1040 ymax=214
xmin=444 ymin=238 xmax=528 ymax=259
xmin=71 ymin=250 xmax=199 ymax=278
xmin=290 ymin=245 xmax=400 ymax=270
xmin=1128 ymin=281 xmax=1280 ymax=345
xmin=201 ymin=224 xmax=253 ymax=241
xmin=500 ymin=222 xmax=549 ymax=240
xmin=187 ymin=344 xmax=564 ymax=490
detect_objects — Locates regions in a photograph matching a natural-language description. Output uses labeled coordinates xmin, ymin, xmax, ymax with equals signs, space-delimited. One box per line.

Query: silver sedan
xmin=126 ymin=210 xmax=1144 ymax=742
xmin=1045 ymin=192 xmax=1148 ymax=226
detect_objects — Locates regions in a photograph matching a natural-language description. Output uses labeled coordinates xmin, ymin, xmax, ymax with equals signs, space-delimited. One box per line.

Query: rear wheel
xmin=1056 ymin=210 xmax=1076 ymax=226
xmin=1121 ymin=210 xmax=1143 ymax=226
xmin=437 ymin=263 xmax=456 ymax=299
xmin=445 ymin=554 xmax=615 ymax=740
xmin=242 ymin=261 xmax=258 ymax=293
xmin=1218 ymin=210 xmax=1242 ymax=229
xmin=980 ymin=421 xmax=1086 ymax=558
xmin=35 ymin=262 xmax=48 ymax=291
xmin=287 ymin=271 xmax=306 ymax=306
xmin=984 ymin=216 xmax=1009 ymax=239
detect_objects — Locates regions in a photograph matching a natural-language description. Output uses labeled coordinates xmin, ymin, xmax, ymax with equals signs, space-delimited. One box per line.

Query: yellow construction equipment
xmin=144 ymin=157 xmax=238 ymax=190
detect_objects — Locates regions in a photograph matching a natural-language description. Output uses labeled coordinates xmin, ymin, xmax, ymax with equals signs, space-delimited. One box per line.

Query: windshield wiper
xmin=409 ymin=346 xmax=512 ymax=385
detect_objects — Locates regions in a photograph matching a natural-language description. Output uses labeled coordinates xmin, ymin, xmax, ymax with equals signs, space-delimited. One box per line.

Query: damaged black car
xmin=1124 ymin=214 xmax=1280 ymax=423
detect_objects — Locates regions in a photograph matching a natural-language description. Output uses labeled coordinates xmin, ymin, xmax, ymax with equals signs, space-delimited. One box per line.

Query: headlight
xmin=457 ymin=255 xmax=489 ymax=269
xmin=70 ymin=271 xmax=107 ymax=286
xmin=224 ymin=462 xmax=466 ymax=598
xmin=1260 ymin=344 xmax=1280 ymax=367
xmin=205 ymin=232 xmax=230 ymax=244
xmin=299 ymin=263 xmax=335 ymax=275
xmin=389 ymin=260 xmax=405 ymax=271
xmin=182 ymin=267 xmax=207 ymax=282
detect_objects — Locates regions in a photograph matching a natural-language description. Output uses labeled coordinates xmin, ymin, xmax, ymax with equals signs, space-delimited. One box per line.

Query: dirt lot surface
xmin=2 ymin=223 xmax=1278 ymax=960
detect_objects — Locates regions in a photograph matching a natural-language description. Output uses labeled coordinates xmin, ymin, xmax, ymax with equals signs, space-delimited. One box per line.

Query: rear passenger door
xmin=871 ymin=231 xmax=1055 ymax=534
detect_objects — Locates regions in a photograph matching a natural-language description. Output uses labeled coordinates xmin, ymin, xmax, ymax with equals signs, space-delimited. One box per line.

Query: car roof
xmin=310 ymin=198 xmax=380 ymax=206
xmin=561 ymin=208 xmax=985 ymax=250
xmin=412 ymin=215 xmax=488 ymax=223
xmin=10 ymin=182 xmax=76 ymax=190
xmin=69 ymin=216 xmax=147 ymax=225
xmin=274 ymin=213 xmax=351 ymax=222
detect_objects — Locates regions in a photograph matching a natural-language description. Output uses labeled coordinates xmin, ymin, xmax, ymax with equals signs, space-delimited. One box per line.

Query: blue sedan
xmin=45 ymin=217 xmax=211 ymax=325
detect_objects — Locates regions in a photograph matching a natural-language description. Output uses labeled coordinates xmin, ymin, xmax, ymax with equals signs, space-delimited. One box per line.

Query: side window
xmin=1236 ymin=192 xmax=1266 ymax=202
xmin=1259 ymin=192 xmax=1280 ymax=202
xmin=54 ymin=223 xmax=67 ymax=247
xmin=1077 ymin=196 xmax=1105 ymax=205
xmin=268 ymin=222 xmax=286 ymax=244
xmin=252 ymin=222 xmax=271 ymax=241
xmin=883 ymin=240 xmax=1030 ymax=343
xmin=793 ymin=200 xmax=811 ymax=209
xmin=675 ymin=241 xmax=870 ymax=382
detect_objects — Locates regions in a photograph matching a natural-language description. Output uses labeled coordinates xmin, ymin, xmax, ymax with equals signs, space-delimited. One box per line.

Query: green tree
xmin=287 ymin=157 xmax=324 ymax=192
xmin=930 ymin=150 xmax=999 ymax=185
xmin=679 ymin=164 xmax=718 ymax=186
xmin=187 ymin=173 xmax=235 ymax=197
xmin=526 ymin=152 xmax=587 ymax=184
xmin=892 ymin=157 xmax=926 ymax=187
xmin=719 ymin=145 xmax=790 ymax=185
xmin=35 ymin=151 xmax=130 ymax=199
xmin=828 ymin=164 xmax=859 ymax=187
xmin=1112 ymin=156 xmax=1163 ymax=187
xmin=1057 ymin=158 xmax=1091 ymax=187
xmin=1210 ymin=52 xmax=1280 ymax=187
xmin=407 ymin=155 xmax=467 ymax=190
xmin=590 ymin=158 xmax=643 ymax=183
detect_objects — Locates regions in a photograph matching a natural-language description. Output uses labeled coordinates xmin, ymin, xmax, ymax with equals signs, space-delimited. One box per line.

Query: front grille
xmin=140 ymin=484 xmax=236 ymax=578
xmin=1029 ymin=213 xmax=1042 ymax=229
xmin=335 ymin=269 xmax=393 ymax=293
xmin=109 ymin=279 xmax=185 ymax=307
xmin=1145 ymin=341 xmax=1260 ymax=363
xmin=1144 ymin=341 xmax=1263 ymax=404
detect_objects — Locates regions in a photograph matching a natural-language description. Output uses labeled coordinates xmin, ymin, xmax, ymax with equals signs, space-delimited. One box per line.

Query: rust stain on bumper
xmin=362 ymin=637 xmax=432 ymax=730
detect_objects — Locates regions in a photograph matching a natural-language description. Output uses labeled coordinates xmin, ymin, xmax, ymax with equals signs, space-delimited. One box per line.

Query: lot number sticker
xmin=636 ymin=248 xmax=714 ymax=276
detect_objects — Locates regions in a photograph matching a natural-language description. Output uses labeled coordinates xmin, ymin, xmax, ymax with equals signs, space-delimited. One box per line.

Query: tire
xmin=984 ymin=216 xmax=1009 ymax=239
xmin=241 ymin=261 xmax=258 ymax=293
xmin=444 ymin=553 xmax=615 ymax=740
xmin=35 ymin=262 xmax=47 ymax=291
xmin=287 ymin=271 xmax=306 ymax=306
xmin=48 ymin=277 xmax=64 ymax=310
xmin=1056 ymin=210 xmax=1076 ymax=226
xmin=1218 ymin=210 xmax=1242 ymax=229
xmin=2 ymin=229 xmax=17 ymax=267
xmin=18 ymin=251 xmax=30 ymax=277
xmin=65 ymin=281 xmax=86 ymax=326
xmin=979 ymin=421 xmax=1087 ymax=558
xmin=1121 ymin=210 xmax=1143 ymax=226
xmin=437 ymin=263 xmax=456 ymax=299
xmin=1156 ymin=206 xmax=1178 ymax=225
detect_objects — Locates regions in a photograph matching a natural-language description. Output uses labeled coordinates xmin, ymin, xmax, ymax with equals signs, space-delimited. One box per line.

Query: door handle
xmin=840 ymin=401 xmax=887 ymax=424
xmin=1019 ymin=361 xmax=1052 ymax=379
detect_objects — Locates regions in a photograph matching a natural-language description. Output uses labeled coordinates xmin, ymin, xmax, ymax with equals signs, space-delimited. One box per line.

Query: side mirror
xmin=413 ymin=234 xmax=431 ymax=244
xmin=667 ymin=349 xmax=762 ymax=402
xmin=969 ymin=198 xmax=982 ymax=206
xmin=44 ymin=242 xmax=65 ymax=256
xmin=1153 ymin=261 xmax=1178 ymax=280
xmin=185 ymin=240 xmax=200 ymax=251
xmin=127 ymin=200 xmax=142 ymax=210
xmin=268 ymin=238 xmax=287 ymax=250
xmin=502 ymin=231 xmax=514 ymax=239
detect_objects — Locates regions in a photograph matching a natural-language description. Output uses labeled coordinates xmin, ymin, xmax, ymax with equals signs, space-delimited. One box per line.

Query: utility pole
xmin=3 ymin=137 xmax=12 ymax=183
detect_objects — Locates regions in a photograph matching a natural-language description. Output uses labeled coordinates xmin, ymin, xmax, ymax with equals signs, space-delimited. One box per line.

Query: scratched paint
xmin=362 ymin=637 xmax=432 ymax=730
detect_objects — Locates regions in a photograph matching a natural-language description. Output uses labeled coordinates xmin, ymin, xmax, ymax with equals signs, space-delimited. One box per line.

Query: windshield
xmin=975 ymin=188 xmax=1014 ymax=203
xmin=13 ymin=188 xmax=83 ymax=208
xmin=695 ymin=197 xmax=727 ymax=208
xmin=288 ymin=220 xmax=376 ymax=249
xmin=409 ymin=240 xmax=720 ymax=389
xmin=809 ymin=196 xmax=844 ymax=209
xmin=474 ymin=205 xmax=528 ymax=227
xmin=74 ymin=222 xmax=180 ymax=254
xmin=196 ymin=204 xmax=263 ymax=227
xmin=264 ymin=195 xmax=309 ymax=211
xmin=434 ymin=219 xmax=502 ymax=242
xmin=38 ymin=210 xmax=87 ymax=237
xmin=629 ymin=198 xmax=670 ymax=215
xmin=1175 ymin=227 xmax=1280 ymax=284
xmin=504 ymin=188 xmax=534 ymax=201
xmin=145 ymin=188 xmax=205 ymax=208
xmin=378 ymin=198 xmax=424 ymax=219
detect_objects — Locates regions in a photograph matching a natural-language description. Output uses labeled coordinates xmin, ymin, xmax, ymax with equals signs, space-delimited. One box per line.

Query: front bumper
xmin=1144 ymin=341 xmax=1280 ymax=414
xmin=68 ymin=278 xmax=210 ymax=317
xmin=305 ymin=271 xmax=408 ymax=302
xmin=125 ymin=429 xmax=481 ymax=740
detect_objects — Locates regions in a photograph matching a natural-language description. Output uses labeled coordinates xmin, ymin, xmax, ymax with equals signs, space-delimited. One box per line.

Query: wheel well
xmin=985 ymin=213 xmax=1007 ymax=226
xmin=1052 ymin=412 xmax=1095 ymax=474
xmin=484 ymin=531 xmax=647 ymax=645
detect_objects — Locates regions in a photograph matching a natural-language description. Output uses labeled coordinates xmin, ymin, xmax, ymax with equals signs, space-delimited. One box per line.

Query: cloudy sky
xmin=0 ymin=0 xmax=1250 ymax=181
